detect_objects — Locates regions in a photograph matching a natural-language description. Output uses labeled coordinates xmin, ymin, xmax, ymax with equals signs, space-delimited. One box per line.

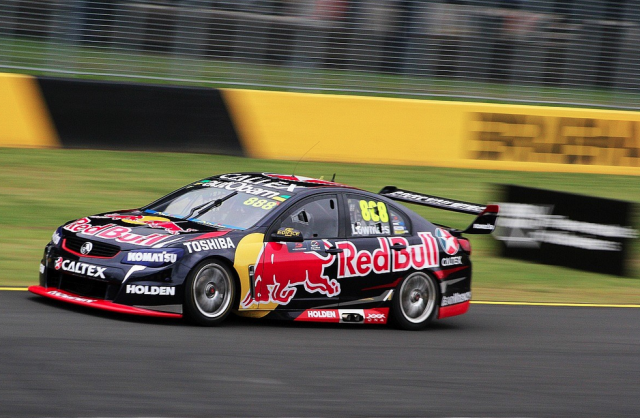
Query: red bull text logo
xmin=64 ymin=218 xmax=170 ymax=246
xmin=241 ymin=232 xmax=438 ymax=307
xmin=335 ymin=233 xmax=438 ymax=278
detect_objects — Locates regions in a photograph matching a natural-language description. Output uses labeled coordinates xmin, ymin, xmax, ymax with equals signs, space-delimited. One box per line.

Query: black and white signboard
xmin=494 ymin=185 xmax=638 ymax=276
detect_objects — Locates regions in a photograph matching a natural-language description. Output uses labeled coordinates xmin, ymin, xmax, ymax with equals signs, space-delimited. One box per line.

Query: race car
xmin=29 ymin=172 xmax=498 ymax=330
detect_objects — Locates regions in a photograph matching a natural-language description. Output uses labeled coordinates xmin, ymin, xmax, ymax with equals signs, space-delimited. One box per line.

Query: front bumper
xmin=38 ymin=241 xmax=185 ymax=317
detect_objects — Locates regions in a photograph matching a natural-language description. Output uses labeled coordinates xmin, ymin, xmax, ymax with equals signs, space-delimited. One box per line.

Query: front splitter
xmin=28 ymin=285 xmax=182 ymax=319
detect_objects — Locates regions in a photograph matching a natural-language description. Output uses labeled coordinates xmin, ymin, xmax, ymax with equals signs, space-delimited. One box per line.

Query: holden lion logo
xmin=80 ymin=242 xmax=93 ymax=255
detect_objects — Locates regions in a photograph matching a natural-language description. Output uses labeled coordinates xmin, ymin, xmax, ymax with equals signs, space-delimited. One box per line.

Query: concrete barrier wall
xmin=0 ymin=74 xmax=243 ymax=155
xmin=2 ymin=73 xmax=639 ymax=176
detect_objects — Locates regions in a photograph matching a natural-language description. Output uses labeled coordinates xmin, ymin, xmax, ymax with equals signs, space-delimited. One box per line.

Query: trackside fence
xmin=1 ymin=0 xmax=640 ymax=109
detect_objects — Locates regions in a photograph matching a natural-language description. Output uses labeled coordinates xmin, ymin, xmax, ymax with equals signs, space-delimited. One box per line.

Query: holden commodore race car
xmin=29 ymin=172 xmax=498 ymax=330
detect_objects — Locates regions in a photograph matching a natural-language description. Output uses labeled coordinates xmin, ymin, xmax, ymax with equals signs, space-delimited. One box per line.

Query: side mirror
xmin=271 ymin=227 xmax=304 ymax=243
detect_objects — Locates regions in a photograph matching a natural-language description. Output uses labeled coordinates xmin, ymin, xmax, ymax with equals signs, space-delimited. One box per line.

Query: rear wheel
xmin=184 ymin=260 xmax=235 ymax=326
xmin=391 ymin=272 xmax=438 ymax=330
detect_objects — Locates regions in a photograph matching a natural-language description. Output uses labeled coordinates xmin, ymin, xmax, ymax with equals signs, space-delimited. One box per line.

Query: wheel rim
xmin=192 ymin=264 xmax=232 ymax=319
xmin=399 ymin=272 xmax=437 ymax=324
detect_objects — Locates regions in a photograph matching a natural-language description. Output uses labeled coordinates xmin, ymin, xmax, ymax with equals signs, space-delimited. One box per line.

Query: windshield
xmin=145 ymin=185 xmax=284 ymax=230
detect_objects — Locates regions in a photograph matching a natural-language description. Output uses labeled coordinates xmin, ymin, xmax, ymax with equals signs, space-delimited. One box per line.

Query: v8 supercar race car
xmin=30 ymin=172 xmax=498 ymax=330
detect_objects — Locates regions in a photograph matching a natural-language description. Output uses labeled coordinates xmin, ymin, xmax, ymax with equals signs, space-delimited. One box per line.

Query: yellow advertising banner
xmin=0 ymin=73 xmax=60 ymax=148
xmin=223 ymin=89 xmax=640 ymax=176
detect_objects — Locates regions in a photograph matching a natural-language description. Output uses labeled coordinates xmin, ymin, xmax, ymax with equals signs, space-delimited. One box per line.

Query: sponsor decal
xmin=241 ymin=233 xmax=438 ymax=307
xmin=276 ymin=227 xmax=302 ymax=238
xmin=122 ymin=248 xmax=184 ymax=267
xmin=290 ymin=242 xmax=309 ymax=252
xmin=39 ymin=263 xmax=45 ymax=274
xmin=80 ymin=242 xmax=93 ymax=255
xmin=310 ymin=240 xmax=322 ymax=251
xmin=183 ymin=237 xmax=235 ymax=253
xmin=99 ymin=214 xmax=197 ymax=235
xmin=336 ymin=233 xmax=439 ymax=278
xmin=51 ymin=231 xmax=61 ymax=245
xmin=296 ymin=308 xmax=389 ymax=324
xmin=217 ymin=173 xmax=299 ymax=193
xmin=54 ymin=257 xmax=106 ymax=279
xmin=441 ymin=291 xmax=471 ymax=307
xmin=365 ymin=312 xmax=387 ymax=323
xmin=473 ymin=223 xmax=495 ymax=231
xmin=307 ymin=310 xmax=337 ymax=319
xmin=197 ymin=179 xmax=284 ymax=199
xmin=64 ymin=218 xmax=170 ymax=246
xmin=47 ymin=290 xmax=97 ymax=303
xmin=392 ymin=218 xmax=409 ymax=235
xmin=125 ymin=284 xmax=176 ymax=296
xmin=441 ymin=256 xmax=463 ymax=266
xmin=435 ymin=228 xmax=459 ymax=255
xmin=386 ymin=190 xmax=485 ymax=214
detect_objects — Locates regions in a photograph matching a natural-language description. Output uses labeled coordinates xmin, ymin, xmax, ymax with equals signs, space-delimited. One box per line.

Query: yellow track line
xmin=3 ymin=287 xmax=639 ymax=308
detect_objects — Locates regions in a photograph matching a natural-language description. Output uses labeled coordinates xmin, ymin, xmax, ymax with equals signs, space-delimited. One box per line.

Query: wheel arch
xmin=190 ymin=255 xmax=242 ymax=309
xmin=390 ymin=269 xmax=441 ymax=330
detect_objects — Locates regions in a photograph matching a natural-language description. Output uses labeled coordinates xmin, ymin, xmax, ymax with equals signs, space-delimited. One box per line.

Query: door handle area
xmin=326 ymin=247 xmax=344 ymax=254
xmin=390 ymin=244 xmax=407 ymax=251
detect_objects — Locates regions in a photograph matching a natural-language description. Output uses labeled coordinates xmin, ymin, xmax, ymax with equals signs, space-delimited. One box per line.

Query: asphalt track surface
xmin=1 ymin=290 xmax=639 ymax=418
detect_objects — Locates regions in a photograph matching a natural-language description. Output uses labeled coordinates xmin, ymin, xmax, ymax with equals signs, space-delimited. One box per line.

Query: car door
xmin=336 ymin=193 xmax=417 ymax=307
xmin=256 ymin=194 xmax=343 ymax=310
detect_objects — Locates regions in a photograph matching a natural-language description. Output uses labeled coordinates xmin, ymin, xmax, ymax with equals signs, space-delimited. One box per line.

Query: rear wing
xmin=379 ymin=186 xmax=499 ymax=235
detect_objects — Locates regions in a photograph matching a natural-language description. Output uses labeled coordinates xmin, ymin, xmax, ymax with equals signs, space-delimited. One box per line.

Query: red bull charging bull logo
xmin=241 ymin=232 xmax=439 ymax=308
xmin=241 ymin=240 xmax=337 ymax=307
xmin=101 ymin=214 xmax=197 ymax=235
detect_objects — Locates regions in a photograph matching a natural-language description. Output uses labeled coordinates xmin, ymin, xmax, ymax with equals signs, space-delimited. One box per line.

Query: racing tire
xmin=390 ymin=272 xmax=439 ymax=331
xmin=184 ymin=260 xmax=235 ymax=326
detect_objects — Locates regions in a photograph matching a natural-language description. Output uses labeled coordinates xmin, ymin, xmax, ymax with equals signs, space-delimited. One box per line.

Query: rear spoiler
xmin=379 ymin=186 xmax=499 ymax=235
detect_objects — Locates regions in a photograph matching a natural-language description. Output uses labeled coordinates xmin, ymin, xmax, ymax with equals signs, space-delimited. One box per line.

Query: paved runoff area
xmin=1 ymin=289 xmax=639 ymax=417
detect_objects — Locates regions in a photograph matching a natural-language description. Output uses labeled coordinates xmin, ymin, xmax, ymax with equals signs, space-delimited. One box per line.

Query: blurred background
xmin=1 ymin=4 xmax=639 ymax=416
xmin=1 ymin=0 xmax=639 ymax=108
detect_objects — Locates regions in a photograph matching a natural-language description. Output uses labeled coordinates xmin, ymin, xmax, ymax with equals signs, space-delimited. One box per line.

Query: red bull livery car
xmin=30 ymin=172 xmax=498 ymax=330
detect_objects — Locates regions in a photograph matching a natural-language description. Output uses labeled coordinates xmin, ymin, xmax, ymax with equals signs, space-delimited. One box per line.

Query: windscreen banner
xmin=493 ymin=185 xmax=638 ymax=276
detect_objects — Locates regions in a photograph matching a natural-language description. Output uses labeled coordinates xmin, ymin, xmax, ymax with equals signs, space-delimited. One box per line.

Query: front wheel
xmin=391 ymin=272 xmax=439 ymax=330
xmin=183 ymin=260 xmax=235 ymax=326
